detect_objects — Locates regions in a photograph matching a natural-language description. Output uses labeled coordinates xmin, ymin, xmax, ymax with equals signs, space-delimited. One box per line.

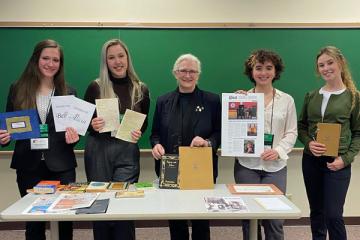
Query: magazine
xmin=47 ymin=193 xmax=99 ymax=212
xmin=23 ymin=196 xmax=58 ymax=214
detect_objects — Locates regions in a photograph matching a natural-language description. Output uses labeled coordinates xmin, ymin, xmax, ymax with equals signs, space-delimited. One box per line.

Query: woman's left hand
xmin=65 ymin=127 xmax=79 ymax=144
xmin=190 ymin=136 xmax=208 ymax=147
xmin=131 ymin=129 xmax=142 ymax=143
xmin=327 ymin=156 xmax=345 ymax=171
xmin=261 ymin=149 xmax=279 ymax=161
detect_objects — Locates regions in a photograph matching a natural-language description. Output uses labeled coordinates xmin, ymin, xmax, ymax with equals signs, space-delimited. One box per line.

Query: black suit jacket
xmin=150 ymin=87 xmax=221 ymax=178
xmin=5 ymin=85 xmax=77 ymax=172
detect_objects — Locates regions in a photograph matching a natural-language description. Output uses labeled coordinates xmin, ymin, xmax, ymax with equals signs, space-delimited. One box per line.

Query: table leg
xmin=50 ymin=221 xmax=59 ymax=240
xmin=249 ymin=219 xmax=258 ymax=240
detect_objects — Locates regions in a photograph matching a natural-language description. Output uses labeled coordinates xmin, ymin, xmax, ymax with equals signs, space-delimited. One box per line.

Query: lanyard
xmin=253 ymin=88 xmax=275 ymax=134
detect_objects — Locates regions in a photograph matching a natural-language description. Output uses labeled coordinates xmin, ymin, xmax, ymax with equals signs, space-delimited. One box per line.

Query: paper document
xmin=51 ymin=95 xmax=75 ymax=132
xmin=52 ymin=96 xmax=95 ymax=136
xmin=95 ymin=98 xmax=120 ymax=133
xmin=47 ymin=193 xmax=99 ymax=212
xmin=221 ymin=93 xmax=264 ymax=157
xmin=227 ymin=184 xmax=283 ymax=195
xmin=204 ymin=197 xmax=248 ymax=212
xmin=23 ymin=196 xmax=57 ymax=214
xmin=255 ymin=197 xmax=292 ymax=211
xmin=115 ymin=109 xmax=146 ymax=142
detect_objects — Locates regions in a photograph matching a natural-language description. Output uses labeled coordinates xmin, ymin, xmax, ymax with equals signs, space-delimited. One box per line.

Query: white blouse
xmin=237 ymin=89 xmax=298 ymax=172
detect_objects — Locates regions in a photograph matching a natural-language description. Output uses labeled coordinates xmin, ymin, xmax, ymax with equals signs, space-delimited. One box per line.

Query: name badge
xmin=264 ymin=133 xmax=274 ymax=150
xmin=30 ymin=138 xmax=49 ymax=150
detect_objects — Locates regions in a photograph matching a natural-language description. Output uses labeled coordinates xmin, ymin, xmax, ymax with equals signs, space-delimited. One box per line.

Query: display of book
xmin=115 ymin=190 xmax=145 ymax=198
xmin=316 ymin=122 xmax=341 ymax=157
xmin=86 ymin=182 xmax=110 ymax=192
xmin=107 ymin=182 xmax=129 ymax=191
xmin=179 ymin=147 xmax=214 ymax=189
xmin=59 ymin=182 xmax=89 ymax=193
xmin=159 ymin=154 xmax=180 ymax=189
xmin=134 ymin=182 xmax=155 ymax=190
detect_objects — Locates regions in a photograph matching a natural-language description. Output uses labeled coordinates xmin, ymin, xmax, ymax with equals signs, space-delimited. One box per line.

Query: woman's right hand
xmin=152 ymin=144 xmax=165 ymax=160
xmin=309 ymin=141 xmax=326 ymax=156
xmin=0 ymin=130 xmax=10 ymax=145
xmin=91 ymin=117 xmax=105 ymax=132
xmin=235 ymin=89 xmax=248 ymax=95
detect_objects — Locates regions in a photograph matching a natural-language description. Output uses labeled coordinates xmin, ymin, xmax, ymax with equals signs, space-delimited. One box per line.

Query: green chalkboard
xmin=1 ymin=28 xmax=360 ymax=150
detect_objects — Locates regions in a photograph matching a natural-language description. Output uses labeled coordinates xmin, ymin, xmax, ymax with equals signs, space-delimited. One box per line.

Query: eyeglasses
xmin=176 ymin=69 xmax=199 ymax=76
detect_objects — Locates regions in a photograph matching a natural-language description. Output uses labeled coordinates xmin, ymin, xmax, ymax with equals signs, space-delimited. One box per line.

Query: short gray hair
xmin=172 ymin=53 xmax=202 ymax=73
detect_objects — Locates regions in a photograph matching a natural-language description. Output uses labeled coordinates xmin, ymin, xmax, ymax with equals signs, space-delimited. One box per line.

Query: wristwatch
xmin=206 ymin=139 xmax=212 ymax=147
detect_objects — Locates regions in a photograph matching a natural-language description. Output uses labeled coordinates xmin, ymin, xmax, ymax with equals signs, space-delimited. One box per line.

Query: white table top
xmin=0 ymin=184 xmax=301 ymax=222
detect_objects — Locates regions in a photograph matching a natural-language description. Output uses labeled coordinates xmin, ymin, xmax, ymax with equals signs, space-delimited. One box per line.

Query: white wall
xmin=1 ymin=0 xmax=360 ymax=24
xmin=1 ymin=150 xmax=360 ymax=217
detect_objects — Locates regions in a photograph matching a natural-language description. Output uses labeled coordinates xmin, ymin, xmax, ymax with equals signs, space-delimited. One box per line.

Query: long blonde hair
xmin=96 ymin=39 xmax=144 ymax=109
xmin=316 ymin=46 xmax=359 ymax=110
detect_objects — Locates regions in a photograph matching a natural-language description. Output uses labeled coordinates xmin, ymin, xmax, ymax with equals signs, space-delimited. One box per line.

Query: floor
xmin=0 ymin=225 xmax=359 ymax=239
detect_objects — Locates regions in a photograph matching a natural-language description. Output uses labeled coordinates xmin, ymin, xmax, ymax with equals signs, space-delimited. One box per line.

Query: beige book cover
xmin=178 ymin=147 xmax=214 ymax=190
xmin=316 ymin=123 xmax=341 ymax=157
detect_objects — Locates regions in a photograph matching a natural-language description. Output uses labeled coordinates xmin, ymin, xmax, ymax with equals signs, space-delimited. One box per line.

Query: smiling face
xmin=251 ymin=60 xmax=275 ymax=87
xmin=174 ymin=59 xmax=199 ymax=93
xmin=317 ymin=53 xmax=342 ymax=83
xmin=106 ymin=44 xmax=128 ymax=78
xmin=38 ymin=47 xmax=60 ymax=81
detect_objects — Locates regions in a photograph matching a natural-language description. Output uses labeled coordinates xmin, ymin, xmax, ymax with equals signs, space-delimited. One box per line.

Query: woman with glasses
xmin=150 ymin=53 xmax=221 ymax=240
xmin=298 ymin=46 xmax=360 ymax=240
xmin=234 ymin=49 xmax=298 ymax=240
xmin=0 ymin=39 xmax=78 ymax=240
xmin=84 ymin=39 xmax=150 ymax=240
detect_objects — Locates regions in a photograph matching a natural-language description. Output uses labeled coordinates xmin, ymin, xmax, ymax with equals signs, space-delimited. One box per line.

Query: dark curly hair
xmin=244 ymin=49 xmax=284 ymax=84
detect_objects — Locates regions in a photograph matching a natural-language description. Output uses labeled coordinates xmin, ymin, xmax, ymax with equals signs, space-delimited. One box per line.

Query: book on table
xmin=86 ymin=182 xmax=110 ymax=192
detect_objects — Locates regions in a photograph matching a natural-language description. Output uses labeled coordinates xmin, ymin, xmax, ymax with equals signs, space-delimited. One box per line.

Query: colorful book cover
xmin=86 ymin=181 xmax=110 ymax=192
xmin=0 ymin=109 xmax=40 ymax=140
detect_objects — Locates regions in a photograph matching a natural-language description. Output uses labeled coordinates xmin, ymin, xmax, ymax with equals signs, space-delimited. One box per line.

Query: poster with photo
xmin=221 ymin=93 xmax=264 ymax=157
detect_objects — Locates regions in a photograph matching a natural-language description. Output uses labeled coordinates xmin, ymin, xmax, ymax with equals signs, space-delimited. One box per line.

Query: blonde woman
xmin=84 ymin=39 xmax=150 ymax=240
xmin=298 ymin=46 xmax=360 ymax=240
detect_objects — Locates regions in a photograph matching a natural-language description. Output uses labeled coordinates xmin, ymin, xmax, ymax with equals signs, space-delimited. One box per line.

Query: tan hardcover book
xmin=227 ymin=184 xmax=283 ymax=195
xmin=178 ymin=147 xmax=214 ymax=190
xmin=115 ymin=190 xmax=145 ymax=198
xmin=316 ymin=123 xmax=341 ymax=157
xmin=107 ymin=182 xmax=129 ymax=191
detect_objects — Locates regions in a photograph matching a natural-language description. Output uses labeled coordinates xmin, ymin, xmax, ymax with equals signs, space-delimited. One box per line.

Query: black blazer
xmin=5 ymin=85 xmax=77 ymax=172
xmin=150 ymin=87 xmax=221 ymax=178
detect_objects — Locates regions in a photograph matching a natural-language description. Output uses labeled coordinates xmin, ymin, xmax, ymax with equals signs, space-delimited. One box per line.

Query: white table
xmin=0 ymin=184 xmax=301 ymax=240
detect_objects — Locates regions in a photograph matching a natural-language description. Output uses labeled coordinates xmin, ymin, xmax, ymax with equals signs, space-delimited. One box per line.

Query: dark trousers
xmin=234 ymin=161 xmax=287 ymax=240
xmin=302 ymin=153 xmax=351 ymax=240
xmin=16 ymin=161 xmax=76 ymax=240
xmin=169 ymin=220 xmax=210 ymax=240
xmin=85 ymin=135 xmax=140 ymax=240
xmin=93 ymin=221 xmax=135 ymax=240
